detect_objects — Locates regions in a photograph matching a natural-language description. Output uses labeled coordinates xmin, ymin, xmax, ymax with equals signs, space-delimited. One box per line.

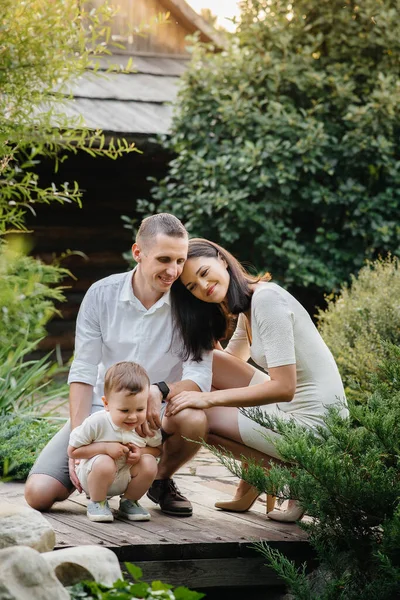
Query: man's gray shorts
xmin=28 ymin=403 xmax=168 ymax=490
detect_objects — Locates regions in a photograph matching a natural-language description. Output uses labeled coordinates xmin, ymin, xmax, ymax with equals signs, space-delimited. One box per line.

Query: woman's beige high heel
xmin=215 ymin=487 xmax=276 ymax=513
xmin=267 ymin=499 xmax=305 ymax=523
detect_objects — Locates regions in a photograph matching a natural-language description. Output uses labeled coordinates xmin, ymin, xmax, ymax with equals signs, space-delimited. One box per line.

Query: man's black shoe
xmin=147 ymin=478 xmax=193 ymax=516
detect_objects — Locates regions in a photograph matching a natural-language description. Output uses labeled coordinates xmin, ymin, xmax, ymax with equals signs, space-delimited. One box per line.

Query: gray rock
xmin=0 ymin=503 xmax=55 ymax=552
xmin=43 ymin=545 xmax=122 ymax=587
xmin=0 ymin=546 xmax=69 ymax=600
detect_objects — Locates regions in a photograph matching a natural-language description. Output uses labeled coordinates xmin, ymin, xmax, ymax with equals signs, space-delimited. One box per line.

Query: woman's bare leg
xmin=210 ymin=350 xmax=303 ymax=521
xmin=212 ymin=349 xmax=256 ymax=391
xmin=207 ymin=430 xmax=280 ymax=502
xmin=208 ymin=350 xmax=280 ymax=510
xmin=205 ymin=405 xmax=278 ymax=508
xmin=207 ymin=431 xmax=278 ymax=465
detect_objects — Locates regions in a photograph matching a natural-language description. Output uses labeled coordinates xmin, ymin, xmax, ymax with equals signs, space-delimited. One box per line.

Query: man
xmin=25 ymin=213 xmax=212 ymax=517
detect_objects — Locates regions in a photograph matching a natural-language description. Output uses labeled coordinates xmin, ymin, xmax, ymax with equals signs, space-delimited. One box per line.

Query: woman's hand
xmin=166 ymin=391 xmax=214 ymax=416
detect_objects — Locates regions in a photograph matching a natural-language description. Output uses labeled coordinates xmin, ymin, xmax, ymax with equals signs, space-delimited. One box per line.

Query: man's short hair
xmin=136 ymin=213 xmax=187 ymax=248
xmin=104 ymin=361 xmax=150 ymax=397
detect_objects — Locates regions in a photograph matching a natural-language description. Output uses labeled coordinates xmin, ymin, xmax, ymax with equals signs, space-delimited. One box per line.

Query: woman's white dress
xmin=226 ymin=282 xmax=348 ymax=458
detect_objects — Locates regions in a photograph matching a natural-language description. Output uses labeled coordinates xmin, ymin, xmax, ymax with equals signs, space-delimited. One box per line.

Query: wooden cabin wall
xmin=27 ymin=146 xmax=170 ymax=361
xmin=87 ymin=0 xmax=199 ymax=55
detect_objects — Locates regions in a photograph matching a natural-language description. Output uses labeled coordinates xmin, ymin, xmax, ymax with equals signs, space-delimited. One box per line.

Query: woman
xmin=166 ymin=238 xmax=348 ymax=522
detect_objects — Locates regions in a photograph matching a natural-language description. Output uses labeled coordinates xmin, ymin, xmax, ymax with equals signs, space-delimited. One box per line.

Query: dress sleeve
xmin=253 ymin=288 xmax=296 ymax=368
xmin=225 ymin=313 xmax=251 ymax=361
xmin=69 ymin=416 xmax=97 ymax=448
xmin=67 ymin=285 xmax=102 ymax=386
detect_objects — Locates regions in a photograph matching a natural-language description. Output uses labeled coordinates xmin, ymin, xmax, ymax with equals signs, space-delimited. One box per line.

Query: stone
xmin=0 ymin=503 xmax=55 ymax=552
xmin=43 ymin=545 xmax=123 ymax=587
xmin=0 ymin=546 xmax=69 ymax=600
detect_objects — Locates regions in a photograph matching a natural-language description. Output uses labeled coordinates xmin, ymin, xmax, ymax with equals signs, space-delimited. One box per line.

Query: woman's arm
xmin=166 ymin=364 xmax=296 ymax=415
xmin=224 ymin=313 xmax=251 ymax=361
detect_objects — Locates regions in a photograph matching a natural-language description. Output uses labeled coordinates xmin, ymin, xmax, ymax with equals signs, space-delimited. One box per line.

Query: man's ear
xmin=102 ymin=395 xmax=109 ymax=411
xmin=132 ymin=243 xmax=141 ymax=263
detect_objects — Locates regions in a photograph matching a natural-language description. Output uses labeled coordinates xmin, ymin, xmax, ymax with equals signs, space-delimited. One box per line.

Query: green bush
xmin=0 ymin=334 xmax=69 ymax=416
xmin=0 ymin=241 xmax=70 ymax=346
xmin=208 ymin=345 xmax=400 ymax=599
xmin=68 ymin=563 xmax=204 ymax=600
xmin=0 ymin=241 xmax=70 ymax=425
xmin=132 ymin=0 xmax=400 ymax=297
xmin=317 ymin=255 xmax=400 ymax=402
xmin=0 ymin=415 xmax=62 ymax=480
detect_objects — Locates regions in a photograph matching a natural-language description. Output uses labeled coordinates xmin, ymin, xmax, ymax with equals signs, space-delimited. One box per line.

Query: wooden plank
xmin=32 ymin=226 xmax=132 ymax=245
xmin=131 ymin=557 xmax=282 ymax=588
xmin=135 ymin=493 xmax=295 ymax=545
xmin=0 ymin=481 xmax=314 ymax=590
xmin=0 ymin=482 xmax=306 ymax=553
xmin=1 ymin=478 xmax=307 ymax=549
xmin=69 ymin=494 xmax=241 ymax=545
xmin=69 ymin=486 xmax=306 ymax=547
xmin=174 ymin=477 xmax=308 ymax=541
xmin=49 ymin=514 xmax=163 ymax=547
xmin=0 ymin=475 xmax=306 ymax=559
xmin=38 ymin=251 xmax=129 ymax=269
xmin=89 ymin=54 xmax=189 ymax=76
xmin=47 ymin=494 xmax=218 ymax=547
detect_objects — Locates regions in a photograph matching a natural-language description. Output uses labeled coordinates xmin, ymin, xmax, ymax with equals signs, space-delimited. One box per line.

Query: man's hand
xmin=165 ymin=391 xmax=214 ymax=416
xmin=68 ymin=458 xmax=82 ymax=492
xmin=125 ymin=443 xmax=141 ymax=466
xmin=136 ymin=384 xmax=163 ymax=437
xmin=104 ymin=442 xmax=130 ymax=460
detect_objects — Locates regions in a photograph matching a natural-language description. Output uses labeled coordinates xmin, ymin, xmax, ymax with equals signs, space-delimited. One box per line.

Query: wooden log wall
xmin=27 ymin=143 xmax=170 ymax=361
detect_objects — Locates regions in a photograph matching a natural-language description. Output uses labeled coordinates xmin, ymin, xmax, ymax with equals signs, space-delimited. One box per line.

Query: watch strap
xmin=154 ymin=381 xmax=170 ymax=400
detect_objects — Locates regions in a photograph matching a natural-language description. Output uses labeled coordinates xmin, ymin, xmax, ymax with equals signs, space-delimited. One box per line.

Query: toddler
xmin=68 ymin=361 xmax=162 ymax=522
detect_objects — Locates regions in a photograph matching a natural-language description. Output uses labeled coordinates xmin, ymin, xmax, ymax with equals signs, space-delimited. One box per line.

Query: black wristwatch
xmin=153 ymin=381 xmax=170 ymax=400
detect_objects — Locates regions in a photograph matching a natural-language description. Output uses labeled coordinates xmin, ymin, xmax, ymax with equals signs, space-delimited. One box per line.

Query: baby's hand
xmin=105 ymin=442 xmax=130 ymax=460
xmin=125 ymin=443 xmax=141 ymax=465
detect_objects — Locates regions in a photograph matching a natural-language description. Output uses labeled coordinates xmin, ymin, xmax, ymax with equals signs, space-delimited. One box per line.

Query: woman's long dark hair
xmin=171 ymin=238 xmax=271 ymax=361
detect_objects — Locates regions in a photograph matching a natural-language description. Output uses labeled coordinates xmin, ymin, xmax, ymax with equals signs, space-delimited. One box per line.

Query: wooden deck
xmin=0 ymin=449 xmax=313 ymax=594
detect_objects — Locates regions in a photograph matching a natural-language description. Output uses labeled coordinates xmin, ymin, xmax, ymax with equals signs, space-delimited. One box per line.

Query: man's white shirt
xmin=68 ymin=270 xmax=213 ymax=409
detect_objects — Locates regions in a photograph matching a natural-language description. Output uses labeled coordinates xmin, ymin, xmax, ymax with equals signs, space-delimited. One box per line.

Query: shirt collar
xmin=106 ymin=411 xmax=121 ymax=432
xmin=119 ymin=268 xmax=171 ymax=308
xmin=119 ymin=269 xmax=137 ymax=303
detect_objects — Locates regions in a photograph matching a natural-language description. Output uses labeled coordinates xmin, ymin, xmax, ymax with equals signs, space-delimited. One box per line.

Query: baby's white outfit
xmin=69 ymin=410 xmax=162 ymax=497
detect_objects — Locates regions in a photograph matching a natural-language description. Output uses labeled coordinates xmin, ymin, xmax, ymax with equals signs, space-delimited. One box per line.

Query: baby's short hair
xmin=104 ymin=361 xmax=150 ymax=397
